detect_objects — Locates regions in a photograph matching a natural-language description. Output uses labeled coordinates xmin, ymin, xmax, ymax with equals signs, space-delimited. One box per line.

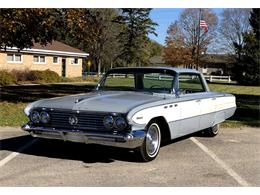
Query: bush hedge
xmin=0 ymin=69 xmax=61 ymax=85
xmin=27 ymin=69 xmax=61 ymax=83
xmin=0 ymin=70 xmax=17 ymax=86
xmin=11 ymin=69 xmax=31 ymax=81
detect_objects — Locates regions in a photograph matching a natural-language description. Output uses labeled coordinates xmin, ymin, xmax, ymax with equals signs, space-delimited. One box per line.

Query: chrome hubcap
xmin=212 ymin=124 xmax=219 ymax=134
xmin=146 ymin=124 xmax=160 ymax=157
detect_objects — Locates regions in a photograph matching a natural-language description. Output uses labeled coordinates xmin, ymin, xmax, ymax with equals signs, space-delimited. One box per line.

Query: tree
xmin=116 ymin=9 xmax=157 ymax=66
xmin=64 ymin=9 xmax=121 ymax=75
xmin=163 ymin=9 xmax=218 ymax=68
xmin=233 ymin=9 xmax=260 ymax=86
xmin=219 ymin=9 xmax=251 ymax=54
xmin=0 ymin=9 xmax=63 ymax=50
xmin=99 ymin=10 xmax=122 ymax=71
xmin=147 ymin=40 xmax=163 ymax=57
xmin=163 ymin=21 xmax=194 ymax=66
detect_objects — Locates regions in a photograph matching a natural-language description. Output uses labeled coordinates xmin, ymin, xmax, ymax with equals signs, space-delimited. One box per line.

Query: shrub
xmin=10 ymin=69 xmax=31 ymax=81
xmin=42 ymin=69 xmax=61 ymax=83
xmin=0 ymin=70 xmax=17 ymax=86
xmin=27 ymin=69 xmax=61 ymax=83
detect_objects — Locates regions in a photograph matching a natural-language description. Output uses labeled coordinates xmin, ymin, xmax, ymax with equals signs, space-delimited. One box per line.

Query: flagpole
xmin=196 ymin=8 xmax=202 ymax=70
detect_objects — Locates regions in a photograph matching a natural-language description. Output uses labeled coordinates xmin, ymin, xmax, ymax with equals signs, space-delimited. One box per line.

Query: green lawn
xmin=0 ymin=83 xmax=96 ymax=126
xmin=0 ymin=102 xmax=28 ymax=126
xmin=209 ymin=83 xmax=260 ymax=96
xmin=209 ymin=83 xmax=260 ymax=127
xmin=0 ymin=82 xmax=259 ymax=127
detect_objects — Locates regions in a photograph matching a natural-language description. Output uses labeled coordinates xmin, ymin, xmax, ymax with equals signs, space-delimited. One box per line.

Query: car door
xmin=178 ymin=73 xmax=217 ymax=134
xmin=176 ymin=96 xmax=201 ymax=136
xmin=177 ymin=73 xmax=205 ymax=136
xmin=198 ymin=95 xmax=216 ymax=129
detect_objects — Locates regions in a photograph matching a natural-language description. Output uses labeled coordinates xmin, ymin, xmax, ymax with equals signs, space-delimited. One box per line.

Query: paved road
xmin=0 ymin=126 xmax=259 ymax=186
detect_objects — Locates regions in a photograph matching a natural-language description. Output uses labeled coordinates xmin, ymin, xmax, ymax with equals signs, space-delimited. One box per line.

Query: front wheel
xmin=135 ymin=122 xmax=161 ymax=162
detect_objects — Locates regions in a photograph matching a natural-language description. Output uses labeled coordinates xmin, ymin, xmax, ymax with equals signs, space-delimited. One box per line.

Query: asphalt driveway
xmin=0 ymin=126 xmax=259 ymax=186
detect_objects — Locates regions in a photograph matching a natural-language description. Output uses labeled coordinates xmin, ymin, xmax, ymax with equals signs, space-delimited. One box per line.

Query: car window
xmin=143 ymin=73 xmax=174 ymax=93
xmin=179 ymin=74 xmax=205 ymax=94
xmin=100 ymin=71 xmax=175 ymax=93
xmin=102 ymin=73 xmax=135 ymax=90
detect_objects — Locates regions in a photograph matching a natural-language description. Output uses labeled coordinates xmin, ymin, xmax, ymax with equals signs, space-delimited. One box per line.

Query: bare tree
xmin=163 ymin=9 xmax=218 ymax=68
xmin=219 ymin=8 xmax=251 ymax=54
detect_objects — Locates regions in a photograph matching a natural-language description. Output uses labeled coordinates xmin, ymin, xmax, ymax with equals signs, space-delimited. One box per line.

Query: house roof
xmin=32 ymin=41 xmax=86 ymax=54
xmin=1 ymin=41 xmax=89 ymax=58
xmin=149 ymin=56 xmax=166 ymax=65
xmin=149 ymin=54 xmax=236 ymax=66
xmin=200 ymin=54 xmax=235 ymax=64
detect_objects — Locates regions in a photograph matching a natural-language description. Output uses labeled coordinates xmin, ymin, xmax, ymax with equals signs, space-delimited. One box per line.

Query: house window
xmin=33 ymin=55 xmax=46 ymax=64
xmin=7 ymin=53 xmax=22 ymax=63
xmin=53 ymin=57 xmax=59 ymax=64
xmin=71 ymin=58 xmax=79 ymax=65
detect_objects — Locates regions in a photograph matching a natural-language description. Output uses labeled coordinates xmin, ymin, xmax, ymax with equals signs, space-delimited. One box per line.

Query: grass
xmin=208 ymin=83 xmax=260 ymax=96
xmin=0 ymin=82 xmax=96 ymax=126
xmin=0 ymin=102 xmax=28 ymax=126
xmin=208 ymin=83 xmax=260 ymax=128
xmin=0 ymin=81 xmax=259 ymax=128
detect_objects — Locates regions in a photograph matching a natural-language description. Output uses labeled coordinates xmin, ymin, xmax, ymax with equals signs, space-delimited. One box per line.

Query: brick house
xmin=0 ymin=41 xmax=89 ymax=77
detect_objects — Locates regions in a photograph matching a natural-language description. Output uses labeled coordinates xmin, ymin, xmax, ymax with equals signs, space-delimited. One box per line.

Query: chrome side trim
xmin=22 ymin=124 xmax=145 ymax=149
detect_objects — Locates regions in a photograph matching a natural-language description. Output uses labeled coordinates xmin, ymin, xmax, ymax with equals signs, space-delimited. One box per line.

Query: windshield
xmin=98 ymin=70 xmax=175 ymax=94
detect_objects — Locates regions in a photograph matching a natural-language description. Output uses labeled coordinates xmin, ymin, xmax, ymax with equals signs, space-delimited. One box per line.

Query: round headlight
xmin=40 ymin=111 xmax=50 ymax=124
xmin=30 ymin=111 xmax=40 ymax=123
xmin=115 ymin=117 xmax=127 ymax=130
xmin=103 ymin=116 xmax=114 ymax=129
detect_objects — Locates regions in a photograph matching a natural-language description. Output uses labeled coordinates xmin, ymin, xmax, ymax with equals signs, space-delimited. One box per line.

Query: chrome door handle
xmin=212 ymin=97 xmax=216 ymax=100
xmin=196 ymin=99 xmax=201 ymax=102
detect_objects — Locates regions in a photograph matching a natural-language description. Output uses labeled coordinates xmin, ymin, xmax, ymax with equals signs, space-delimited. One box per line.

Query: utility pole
xmin=196 ymin=8 xmax=202 ymax=70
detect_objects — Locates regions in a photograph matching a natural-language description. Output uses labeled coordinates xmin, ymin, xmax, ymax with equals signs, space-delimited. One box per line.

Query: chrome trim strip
xmin=22 ymin=124 xmax=145 ymax=149
xmin=167 ymin=107 xmax=236 ymax=123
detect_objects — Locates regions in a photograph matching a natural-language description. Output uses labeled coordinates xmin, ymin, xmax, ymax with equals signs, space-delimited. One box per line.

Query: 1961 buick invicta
xmin=22 ymin=67 xmax=236 ymax=161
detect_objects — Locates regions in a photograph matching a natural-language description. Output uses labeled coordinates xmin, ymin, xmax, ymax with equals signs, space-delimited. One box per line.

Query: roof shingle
xmin=32 ymin=41 xmax=86 ymax=54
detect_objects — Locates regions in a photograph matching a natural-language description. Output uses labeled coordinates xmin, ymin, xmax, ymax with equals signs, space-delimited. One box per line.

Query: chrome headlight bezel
xmin=114 ymin=117 xmax=127 ymax=130
xmin=40 ymin=111 xmax=50 ymax=124
xmin=103 ymin=115 xmax=114 ymax=129
xmin=30 ymin=111 xmax=40 ymax=123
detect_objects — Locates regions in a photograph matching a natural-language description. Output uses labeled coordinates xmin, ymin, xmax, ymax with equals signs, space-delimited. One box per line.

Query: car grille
xmin=39 ymin=109 xmax=108 ymax=132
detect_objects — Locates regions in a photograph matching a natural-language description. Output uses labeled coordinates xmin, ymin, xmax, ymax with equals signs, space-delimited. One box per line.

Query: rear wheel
xmin=204 ymin=124 xmax=219 ymax=137
xmin=135 ymin=122 xmax=161 ymax=162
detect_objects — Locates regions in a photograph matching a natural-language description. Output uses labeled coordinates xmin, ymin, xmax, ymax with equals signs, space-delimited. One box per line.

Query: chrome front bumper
xmin=22 ymin=124 xmax=146 ymax=149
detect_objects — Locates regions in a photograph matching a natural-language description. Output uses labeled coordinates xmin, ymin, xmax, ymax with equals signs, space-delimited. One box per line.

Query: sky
xmin=149 ymin=8 xmax=224 ymax=45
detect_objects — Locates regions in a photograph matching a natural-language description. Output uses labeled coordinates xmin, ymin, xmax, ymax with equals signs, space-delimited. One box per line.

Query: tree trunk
xmin=98 ymin=60 xmax=101 ymax=76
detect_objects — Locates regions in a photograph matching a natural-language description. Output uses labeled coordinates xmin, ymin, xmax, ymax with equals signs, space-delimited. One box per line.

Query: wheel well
xmin=149 ymin=116 xmax=171 ymax=144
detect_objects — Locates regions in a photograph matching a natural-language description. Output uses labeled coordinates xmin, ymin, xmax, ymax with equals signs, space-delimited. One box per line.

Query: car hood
xmin=31 ymin=91 xmax=164 ymax=113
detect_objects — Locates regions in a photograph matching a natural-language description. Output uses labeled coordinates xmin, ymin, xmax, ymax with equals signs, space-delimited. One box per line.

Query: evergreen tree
xmin=234 ymin=9 xmax=260 ymax=86
xmin=116 ymin=9 xmax=157 ymax=66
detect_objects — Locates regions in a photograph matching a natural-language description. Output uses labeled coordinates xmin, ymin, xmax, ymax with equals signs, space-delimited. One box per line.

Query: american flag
xmin=200 ymin=20 xmax=208 ymax=33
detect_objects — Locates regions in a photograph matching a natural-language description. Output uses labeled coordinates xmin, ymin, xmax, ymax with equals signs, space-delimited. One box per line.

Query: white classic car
xmin=22 ymin=67 xmax=236 ymax=161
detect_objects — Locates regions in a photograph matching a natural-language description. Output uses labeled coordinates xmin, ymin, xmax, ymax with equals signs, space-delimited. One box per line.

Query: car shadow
xmin=0 ymin=84 xmax=96 ymax=103
xmin=0 ymin=131 xmax=209 ymax=164
xmin=161 ymin=131 xmax=211 ymax=147
xmin=0 ymin=135 xmax=140 ymax=164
